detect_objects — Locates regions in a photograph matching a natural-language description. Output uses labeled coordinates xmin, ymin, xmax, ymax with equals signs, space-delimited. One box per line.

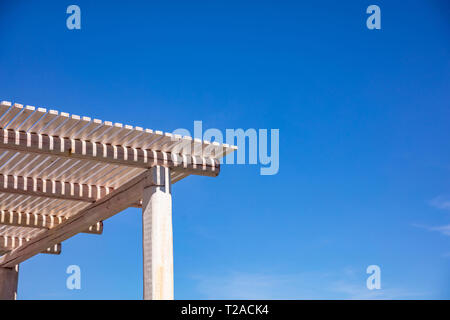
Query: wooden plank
xmin=0 ymin=101 xmax=12 ymax=120
xmin=0 ymin=129 xmax=220 ymax=177
xmin=0 ymin=211 xmax=103 ymax=235
xmin=60 ymin=116 xmax=90 ymax=138
xmin=30 ymin=109 xmax=58 ymax=133
xmin=5 ymin=106 xmax=35 ymax=130
xmin=121 ymin=125 xmax=144 ymax=147
xmin=42 ymin=111 xmax=69 ymax=135
xmin=17 ymin=107 xmax=47 ymax=133
xmin=76 ymin=118 xmax=103 ymax=140
xmin=0 ymin=169 xmax=156 ymax=267
xmin=0 ymin=104 xmax=23 ymax=128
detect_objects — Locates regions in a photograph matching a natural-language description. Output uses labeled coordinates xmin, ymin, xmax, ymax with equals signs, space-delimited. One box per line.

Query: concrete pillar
xmin=0 ymin=265 xmax=19 ymax=300
xmin=142 ymin=166 xmax=173 ymax=300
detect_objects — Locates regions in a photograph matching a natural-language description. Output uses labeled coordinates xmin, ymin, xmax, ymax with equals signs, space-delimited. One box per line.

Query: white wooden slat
xmin=0 ymin=152 xmax=29 ymax=174
xmin=6 ymin=195 xmax=33 ymax=211
xmin=89 ymin=120 xmax=113 ymax=142
xmin=0 ymin=151 xmax=15 ymax=170
xmin=76 ymin=118 xmax=103 ymax=140
xmin=160 ymin=134 xmax=182 ymax=153
xmin=0 ymin=194 xmax=22 ymax=211
xmin=161 ymin=134 xmax=185 ymax=153
xmin=121 ymin=126 xmax=144 ymax=147
xmin=43 ymin=112 xmax=70 ymax=135
xmin=5 ymin=105 xmax=35 ymax=130
xmin=4 ymin=195 xmax=27 ymax=211
xmin=38 ymin=158 xmax=74 ymax=180
xmin=51 ymin=114 xmax=82 ymax=138
xmin=10 ymin=154 xmax=47 ymax=177
xmin=60 ymin=160 xmax=94 ymax=182
xmin=0 ymin=153 xmax=19 ymax=172
xmin=0 ymin=101 xmax=12 ymax=119
xmin=50 ymin=159 xmax=83 ymax=181
xmin=57 ymin=160 xmax=89 ymax=181
xmin=19 ymin=156 xmax=63 ymax=178
xmin=17 ymin=197 xmax=55 ymax=214
xmin=88 ymin=164 xmax=120 ymax=185
xmin=102 ymin=123 xmax=126 ymax=145
xmin=17 ymin=107 xmax=47 ymax=132
xmin=98 ymin=167 xmax=143 ymax=188
xmin=30 ymin=109 xmax=58 ymax=133
xmin=91 ymin=165 xmax=124 ymax=186
xmin=62 ymin=116 xmax=91 ymax=138
xmin=23 ymin=197 xmax=59 ymax=215
xmin=69 ymin=161 xmax=105 ymax=184
xmin=141 ymin=130 xmax=164 ymax=149
xmin=0 ymin=226 xmax=44 ymax=240
xmin=13 ymin=155 xmax=51 ymax=177
xmin=0 ymin=104 xmax=23 ymax=128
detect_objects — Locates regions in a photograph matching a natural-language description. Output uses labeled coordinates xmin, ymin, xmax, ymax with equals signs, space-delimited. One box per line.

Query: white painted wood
xmin=0 ymin=99 xmax=237 ymax=292
xmin=142 ymin=166 xmax=173 ymax=300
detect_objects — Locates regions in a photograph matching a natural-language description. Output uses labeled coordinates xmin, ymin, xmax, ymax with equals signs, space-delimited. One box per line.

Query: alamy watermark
xmin=172 ymin=121 xmax=279 ymax=175
xmin=66 ymin=265 xmax=81 ymax=290
xmin=66 ymin=5 xmax=81 ymax=30
xmin=366 ymin=265 xmax=381 ymax=290
xmin=66 ymin=5 xmax=381 ymax=31
xmin=366 ymin=5 xmax=381 ymax=30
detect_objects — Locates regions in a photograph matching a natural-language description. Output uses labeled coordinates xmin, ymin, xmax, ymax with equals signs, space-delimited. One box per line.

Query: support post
xmin=142 ymin=166 xmax=173 ymax=300
xmin=0 ymin=265 xmax=19 ymax=300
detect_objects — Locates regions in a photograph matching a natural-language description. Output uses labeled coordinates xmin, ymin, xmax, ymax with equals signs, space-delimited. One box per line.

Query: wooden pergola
xmin=0 ymin=101 xmax=236 ymax=300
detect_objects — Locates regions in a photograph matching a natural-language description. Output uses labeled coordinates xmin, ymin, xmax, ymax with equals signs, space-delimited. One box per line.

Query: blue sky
xmin=0 ymin=0 xmax=449 ymax=299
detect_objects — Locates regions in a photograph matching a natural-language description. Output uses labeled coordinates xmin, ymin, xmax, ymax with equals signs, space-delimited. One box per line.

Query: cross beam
xmin=0 ymin=129 xmax=220 ymax=177
xmin=0 ymin=173 xmax=113 ymax=202
xmin=0 ymin=237 xmax=61 ymax=255
xmin=0 ymin=211 xmax=102 ymax=235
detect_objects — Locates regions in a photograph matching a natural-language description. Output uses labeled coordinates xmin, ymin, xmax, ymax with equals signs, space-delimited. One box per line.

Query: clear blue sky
xmin=0 ymin=0 xmax=449 ymax=299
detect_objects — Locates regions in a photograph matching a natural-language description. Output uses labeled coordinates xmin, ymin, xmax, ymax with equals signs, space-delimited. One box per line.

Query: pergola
xmin=0 ymin=100 xmax=236 ymax=300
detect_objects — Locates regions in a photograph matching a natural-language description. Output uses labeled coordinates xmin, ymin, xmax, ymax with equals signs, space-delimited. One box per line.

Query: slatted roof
xmin=0 ymin=100 xmax=236 ymax=258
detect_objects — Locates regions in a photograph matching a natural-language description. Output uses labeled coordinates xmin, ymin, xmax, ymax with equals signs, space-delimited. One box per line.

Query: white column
xmin=0 ymin=265 xmax=19 ymax=300
xmin=142 ymin=166 xmax=173 ymax=300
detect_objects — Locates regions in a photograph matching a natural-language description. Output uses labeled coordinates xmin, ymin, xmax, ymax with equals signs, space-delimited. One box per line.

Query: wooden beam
xmin=0 ymin=129 xmax=220 ymax=177
xmin=0 ymin=237 xmax=61 ymax=255
xmin=0 ymin=265 xmax=19 ymax=300
xmin=0 ymin=169 xmax=156 ymax=267
xmin=0 ymin=174 xmax=114 ymax=202
xmin=0 ymin=211 xmax=103 ymax=235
